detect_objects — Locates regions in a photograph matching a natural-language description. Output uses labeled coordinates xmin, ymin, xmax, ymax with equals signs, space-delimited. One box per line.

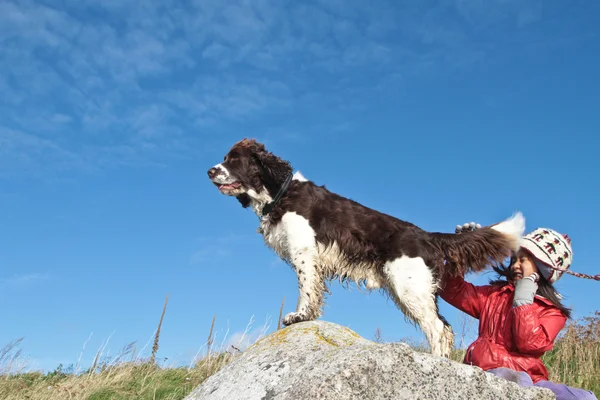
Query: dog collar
xmin=262 ymin=172 xmax=294 ymax=216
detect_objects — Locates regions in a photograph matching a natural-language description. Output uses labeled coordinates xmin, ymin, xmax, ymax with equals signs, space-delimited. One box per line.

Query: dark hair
xmin=489 ymin=256 xmax=572 ymax=319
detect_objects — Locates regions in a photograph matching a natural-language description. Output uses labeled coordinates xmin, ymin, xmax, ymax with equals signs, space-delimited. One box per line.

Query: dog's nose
xmin=207 ymin=167 xmax=218 ymax=179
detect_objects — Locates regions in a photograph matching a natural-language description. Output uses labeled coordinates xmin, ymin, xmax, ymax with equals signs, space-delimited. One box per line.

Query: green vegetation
xmin=0 ymin=355 xmax=233 ymax=400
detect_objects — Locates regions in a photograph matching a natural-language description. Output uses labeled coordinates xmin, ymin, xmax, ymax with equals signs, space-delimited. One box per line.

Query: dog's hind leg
xmin=276 ymin=212 xmax=326 ymax=326
xmin=383 ymin=255 xmax=452 ymax=358
xmin=436 ymin=299 xmax=455 ymax=358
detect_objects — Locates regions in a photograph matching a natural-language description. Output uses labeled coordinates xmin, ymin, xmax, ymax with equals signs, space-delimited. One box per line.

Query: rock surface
xmin=185 ymin=320 xmax=554 ymax=400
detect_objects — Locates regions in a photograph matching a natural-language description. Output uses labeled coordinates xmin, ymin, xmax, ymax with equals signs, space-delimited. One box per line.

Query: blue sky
xmin=1 ymin=0 xmax=599 ymax=373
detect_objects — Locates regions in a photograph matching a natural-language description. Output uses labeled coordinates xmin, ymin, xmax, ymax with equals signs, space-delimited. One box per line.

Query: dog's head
xmin=207 ymin=138 xmax=292 ymax=208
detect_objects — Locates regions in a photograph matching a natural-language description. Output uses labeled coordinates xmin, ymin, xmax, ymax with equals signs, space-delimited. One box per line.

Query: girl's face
xmin=511 ymin=248 xmax=540 ymax=282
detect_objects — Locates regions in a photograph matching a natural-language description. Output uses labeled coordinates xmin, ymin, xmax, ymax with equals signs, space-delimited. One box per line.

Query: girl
xmin=440 ymin=225 xmax=597 ymax=400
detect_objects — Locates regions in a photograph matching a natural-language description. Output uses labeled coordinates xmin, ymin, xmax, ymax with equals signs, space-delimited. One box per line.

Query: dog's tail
xmin=431 ymin=212 xmax=525 ymax=275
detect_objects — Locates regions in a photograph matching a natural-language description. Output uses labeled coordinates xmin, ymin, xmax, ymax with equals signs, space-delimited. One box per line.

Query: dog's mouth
xmin=214 ymin=181 xmax=243 ymax=194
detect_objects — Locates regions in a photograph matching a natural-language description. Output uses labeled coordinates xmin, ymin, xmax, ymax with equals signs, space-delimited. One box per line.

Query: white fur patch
xmin=263 ymin=212 xmax=318 ymax=316
xmin=210 ymin=163 xmax=235 ymax=184
xmin=292 ymin=171 xmax=307 ymax=182
xmin=316 ymin=241 xmax=383 ymax=290
xmin=263 ymin=212 xmax=315 ymax=262
xmin=383 ymin=256 xmax=451 ymax=357
xmin=247 ymin=188 xmax=273 ymax=216
xmin=491 ymin=212 xmax=526 ymax=251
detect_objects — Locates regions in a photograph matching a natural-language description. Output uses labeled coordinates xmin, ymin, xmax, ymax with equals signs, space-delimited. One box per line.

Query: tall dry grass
xmin=542 ymin=311 xmax=600 ymax=395
xmin=150 ymin=294 xmax=169 ymax=366
xmin=0 ymin=316 xmax=261 ymax=400
xmin=0 ymin=354 xmax=235 ymax=400
xmin=0 ymin=297 xmax=271 ymax=400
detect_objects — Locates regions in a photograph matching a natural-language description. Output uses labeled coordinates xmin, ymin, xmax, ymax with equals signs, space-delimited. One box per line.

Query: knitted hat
xmin=519 ymin=227 xmax=573 ymax=284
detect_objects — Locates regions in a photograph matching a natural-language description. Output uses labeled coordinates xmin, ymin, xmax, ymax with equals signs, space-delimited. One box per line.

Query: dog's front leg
xmin=282 ymin=246 xmax=325 ymax=326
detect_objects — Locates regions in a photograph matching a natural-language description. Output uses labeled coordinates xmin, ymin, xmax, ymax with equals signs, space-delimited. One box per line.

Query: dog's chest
xmin=260 ymin=220 xmax=292 ymax=260
xmin=259 ymin=211 xmax=316 ymax=262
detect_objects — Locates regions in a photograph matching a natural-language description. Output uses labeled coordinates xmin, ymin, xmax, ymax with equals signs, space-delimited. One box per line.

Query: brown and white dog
xmin=207 ymin=138 xmax=525 ymax=357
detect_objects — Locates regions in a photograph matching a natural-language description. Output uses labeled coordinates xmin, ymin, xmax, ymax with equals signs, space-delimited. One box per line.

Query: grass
xmin=0 ymin=354 xmax=235 ymax=400
xmin=542 ymin=311 xmax=600 ymax=395
xmin=1 ymin=305 xmax=598 ymax=399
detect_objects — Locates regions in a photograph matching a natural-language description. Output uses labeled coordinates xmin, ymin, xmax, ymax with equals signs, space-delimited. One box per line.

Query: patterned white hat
xmin=520 ymin=227 xmax=573 ymax=284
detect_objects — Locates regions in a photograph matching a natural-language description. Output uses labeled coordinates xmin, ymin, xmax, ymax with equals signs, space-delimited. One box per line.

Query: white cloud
xmin=0 ymin=128 xmax=86 ymax=178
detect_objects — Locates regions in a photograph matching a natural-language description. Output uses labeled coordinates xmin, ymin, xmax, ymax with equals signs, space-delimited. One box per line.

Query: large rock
xmin=185 ymin=320 xmax=554 ymax=400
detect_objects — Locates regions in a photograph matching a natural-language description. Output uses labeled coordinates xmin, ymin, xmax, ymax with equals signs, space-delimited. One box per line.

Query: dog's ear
xmin=253 ymin=145 xmax=292 ymax=189
xmin=236 ymin=194 xmax=251 ymax=208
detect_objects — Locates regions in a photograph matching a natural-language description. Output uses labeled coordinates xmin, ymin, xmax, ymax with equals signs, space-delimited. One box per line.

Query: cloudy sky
xmin=1 ymin=0 xmax=599 ymax=372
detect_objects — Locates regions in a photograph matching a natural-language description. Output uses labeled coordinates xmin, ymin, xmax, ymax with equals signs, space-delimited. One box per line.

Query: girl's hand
xmin=455 ymin=222 xmax=481 ymax=234
xmin=513 ymin=273 xmax=539 ymax=307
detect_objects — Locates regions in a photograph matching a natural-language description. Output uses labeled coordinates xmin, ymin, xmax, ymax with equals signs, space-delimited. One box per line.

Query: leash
xmin=546 ymin=234 xmax=600 ymax=281
xmin=261 ymin=172 xmax=294 ymax=216
xmin=543 ymin=263 xmax=600 ymax=281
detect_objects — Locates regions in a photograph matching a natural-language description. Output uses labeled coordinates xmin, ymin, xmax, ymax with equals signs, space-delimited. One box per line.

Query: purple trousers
xmin=487 ymin=368 xmax=598 ymax=400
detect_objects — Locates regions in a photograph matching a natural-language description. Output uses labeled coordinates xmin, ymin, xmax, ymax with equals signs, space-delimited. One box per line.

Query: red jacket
xmin=439 ymin=275 xmax=567 ymax=383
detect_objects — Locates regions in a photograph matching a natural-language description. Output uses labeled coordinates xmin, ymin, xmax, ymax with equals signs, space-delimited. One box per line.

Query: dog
xmin=207 ymin=138 xmax=525 ymax=357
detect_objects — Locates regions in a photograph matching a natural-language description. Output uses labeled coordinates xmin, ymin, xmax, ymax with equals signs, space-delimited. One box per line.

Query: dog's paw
xmin=282 ymin=312 xmax=308 ymax=326
xmin=455 ymin=222 xmax=481 ymax=234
